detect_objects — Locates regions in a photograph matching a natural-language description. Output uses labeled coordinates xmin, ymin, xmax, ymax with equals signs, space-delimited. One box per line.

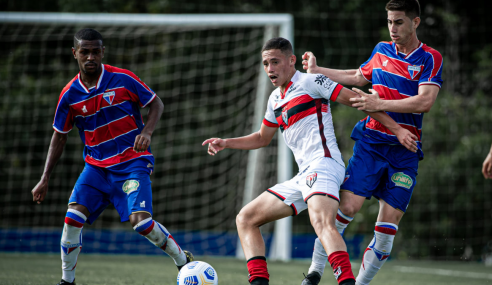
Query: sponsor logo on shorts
xmin=306 ymin=172 xmax=317 ymax=188
xmin=122 ymin=180 xmax=140 ymax=194
xmin=334 ymin=266 xmax=342 ymax=280
xmin=391 ymin=172 xmax=413 ymax=189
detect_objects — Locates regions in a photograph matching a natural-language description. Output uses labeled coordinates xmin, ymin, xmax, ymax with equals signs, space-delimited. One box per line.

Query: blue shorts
xmin=69 ymin=164 xmax=153 ymax=224
xmin=341 ymin=140 xmax=419 ymax=213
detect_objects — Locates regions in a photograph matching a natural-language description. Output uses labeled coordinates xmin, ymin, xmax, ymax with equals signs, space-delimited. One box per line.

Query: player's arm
xmin=302 ymin=51 xmax=369 ymax=87
xmin=335 ymin=87 xmax=418 ymax=152
xmin=482 ymin=143 xmax=492 ymax=179
xmin=350 ymin=84 xmax=440 ymax=113
xmin=134 ymin=96 xmax=164 ymax=152
xmin=202 ymin=123 xmax=277 ymax=156
xmin=31 ymin=131 xmax=68 ymax=204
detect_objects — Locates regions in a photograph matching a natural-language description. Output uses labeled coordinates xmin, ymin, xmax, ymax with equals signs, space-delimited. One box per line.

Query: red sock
xmin=328 ymin=251 xmax=355 ymax=284
xmin=247 ymin=256 xmax=269 ymax=283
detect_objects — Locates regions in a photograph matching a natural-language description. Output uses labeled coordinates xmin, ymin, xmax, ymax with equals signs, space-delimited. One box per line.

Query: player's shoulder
xmin=421 ymin=43 xmax=443 ymax=61
xmin=104 ymin=64 xmax=141 ymax=81
xmin=59 ymin=74 xmax=78 ymax=99
xmin=374 ymin=41 xmax=393 ymax=51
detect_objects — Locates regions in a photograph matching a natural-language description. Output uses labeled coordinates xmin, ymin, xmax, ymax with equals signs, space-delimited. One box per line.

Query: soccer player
xmin=300 ymin=1 xmax=443 ymax=284
xmin=203 ymin=37 xmax=417 ymax=285
xmin=30 ymin=28 xmax=193 ymax=285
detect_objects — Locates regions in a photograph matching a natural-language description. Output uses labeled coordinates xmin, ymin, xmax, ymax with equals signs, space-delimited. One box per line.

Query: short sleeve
xmin=359 ymin=43 xmax=381 ymax=83
xmin=53 ymin=90 xmax=74 ymax=134
xmin=263 ymin=96 xmax=279 ymax=128
xmin=120 ymin=71 xmax=157 ymax=108
xmin=309 ymin=74 xmax=344 ymax=102
xmin=419 ymin=50 xmax=443 ymax=88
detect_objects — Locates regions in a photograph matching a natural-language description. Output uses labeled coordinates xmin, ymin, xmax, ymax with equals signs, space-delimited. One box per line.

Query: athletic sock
xmin=328 ymin=251 xmax=355 ymax=284
xmin=247 ymin=256 xmax=269 ymax=283
xmin=335 ymin=209 xmax=354 ymax=235
xmin=134 ymin=217 xmax=186 ymax=266
xmin=308 ymin=210 xmax=354 ymax=276
xmin=61 ymin=209 xmax=87 ymax=283
xmin=356 ymin=222 xmax=398 ymax=285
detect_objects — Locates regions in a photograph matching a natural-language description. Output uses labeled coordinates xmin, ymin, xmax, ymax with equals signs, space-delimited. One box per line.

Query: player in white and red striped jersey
xmin=301 ymin=1 xmax=443 ymax=285
xmin=203 ymin=37 xmax=417 ymax=285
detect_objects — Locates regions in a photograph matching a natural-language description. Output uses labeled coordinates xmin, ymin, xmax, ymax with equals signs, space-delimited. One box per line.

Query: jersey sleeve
xmin=419 ymin=50 xmax=443 ymax=88
xmin=308 ymin=74 xmax=344 ymax=101
xmin=359 ymin=43 xmax=381 ymax=83
xmin=262 ymin=95 xmax=279 ymax=128
xmin=53 ymin=89 xmax=74 ymax=134
xmin=121 ymin=71 xmax=157 ymax=108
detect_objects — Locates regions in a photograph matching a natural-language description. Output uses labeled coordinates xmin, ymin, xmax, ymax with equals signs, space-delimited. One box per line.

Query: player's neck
xmin=79 ymin=68 xmax=102 ymax=89
xmin=280 ymin=69 xmax=297 ymax=94
xmin=396 ymin=35 xmax=420 ymax=55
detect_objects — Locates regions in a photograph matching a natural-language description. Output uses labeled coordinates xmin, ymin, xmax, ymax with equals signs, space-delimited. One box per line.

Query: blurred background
xmin=1 ymin=0 xmax=491 ymax=271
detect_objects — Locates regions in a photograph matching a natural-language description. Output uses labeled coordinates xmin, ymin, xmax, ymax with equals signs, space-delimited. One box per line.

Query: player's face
xmin=387 ymin=11 xmax=420 ymax=45
xmin=262 ymin=49 xmax=296 ymax=88
xmin=72 ymin=40 xmax=105 ymax=76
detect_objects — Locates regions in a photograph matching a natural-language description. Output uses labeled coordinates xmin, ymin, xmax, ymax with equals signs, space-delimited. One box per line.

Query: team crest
xmin=306 ymin=172 xmax=317 ymax=188
xmin=103 ymin=90 xmax=116 ymax=105
xmin=282 ymin=106 xmax=289 ymax=125
xmin=122 ymin=180 xmax=139 ymax=194
xmin=407 ymin=65 xmax=421 ymax=80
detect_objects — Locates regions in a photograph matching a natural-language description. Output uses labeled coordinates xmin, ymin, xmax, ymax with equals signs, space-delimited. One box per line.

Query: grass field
xmin=0 ymin=253 xmax=491 ymax=285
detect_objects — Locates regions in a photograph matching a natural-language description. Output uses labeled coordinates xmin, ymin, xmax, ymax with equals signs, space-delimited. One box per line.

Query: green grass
xmin=0 ymin=253 xmax=491 ymax=285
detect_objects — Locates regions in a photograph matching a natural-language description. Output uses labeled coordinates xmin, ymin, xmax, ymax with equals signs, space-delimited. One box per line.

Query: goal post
xmin=0 ymin=12 xmax=293 ymax=261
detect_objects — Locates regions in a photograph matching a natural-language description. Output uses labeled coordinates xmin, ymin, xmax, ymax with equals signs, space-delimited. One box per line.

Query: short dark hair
xmin=261 ymin=37 xmax=293 ymax=56
xmin=74 ymin=28 xmax=103 ymax=48
xmin=385 ymin=0 xmax=421 ymax=19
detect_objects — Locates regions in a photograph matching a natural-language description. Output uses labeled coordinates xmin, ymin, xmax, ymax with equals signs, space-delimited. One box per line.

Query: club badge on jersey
xmin=306 ymin=172 xmax=317 ymax=188
xmin=103 ymin=90 xmax=116 ymax=105
xmin=282 ymin=106 xmax=288 ymax=126
xmin=407 ymin=65 xmax=422 ymax=80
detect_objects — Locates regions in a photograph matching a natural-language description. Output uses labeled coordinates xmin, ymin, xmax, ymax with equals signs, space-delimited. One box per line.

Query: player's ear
xmin=290 ymin=54 xmax=296 ymax=65
xmin=72 ymin=47 xmax=77 ymax=59
xmin=413 ymin=17 xmax=421 ymax=29
xmin=102 ymin=46 xmax=105 ymax=59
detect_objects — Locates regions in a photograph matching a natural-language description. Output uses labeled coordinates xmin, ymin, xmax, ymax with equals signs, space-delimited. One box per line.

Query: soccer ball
xmin=177 ymin=261 xmax=218 ymax=285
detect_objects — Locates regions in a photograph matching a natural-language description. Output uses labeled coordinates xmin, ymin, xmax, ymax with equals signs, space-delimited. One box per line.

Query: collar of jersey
xmin=280 ymin=70 xmax=301 ymax=99
xmin=393 ymin=41 xmax=423 ymax=60
xmin=77 ymin=64 xmax=106 ymax=93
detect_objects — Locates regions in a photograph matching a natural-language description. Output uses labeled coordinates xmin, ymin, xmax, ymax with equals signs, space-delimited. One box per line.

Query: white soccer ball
xmin=177 ymin=261 xmax=218 ymax=285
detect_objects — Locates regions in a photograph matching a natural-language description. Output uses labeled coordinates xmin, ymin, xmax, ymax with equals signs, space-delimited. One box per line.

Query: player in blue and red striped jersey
xmin=30 ymin=28 xmax=193 ymax=285
xmin=301 ymin=1 xmax=443 ymax=285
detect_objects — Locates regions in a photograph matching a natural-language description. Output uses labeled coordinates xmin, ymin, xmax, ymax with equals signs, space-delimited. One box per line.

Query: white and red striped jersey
xmin=263 ymin=70 xmax=345 ymax=169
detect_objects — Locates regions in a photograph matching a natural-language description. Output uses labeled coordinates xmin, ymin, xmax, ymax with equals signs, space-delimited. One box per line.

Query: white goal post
xmin=0 ymin=12 xmax=294 ymax=261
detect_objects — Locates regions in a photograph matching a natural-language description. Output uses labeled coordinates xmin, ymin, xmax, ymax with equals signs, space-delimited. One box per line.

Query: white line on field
xmin=350 ymin=262 xmax=492 ymax=280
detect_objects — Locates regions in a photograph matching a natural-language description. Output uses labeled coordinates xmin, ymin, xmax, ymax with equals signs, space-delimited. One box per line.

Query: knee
xmin=130 ymin=212 xmax=152 ymax=228
xmin=310 ymin=215 xmax=337 ymax=235
xmin=236 ymin=208 xmax=258 ymax=229
xmin=339 ymin=202 xmax=359 ymax=217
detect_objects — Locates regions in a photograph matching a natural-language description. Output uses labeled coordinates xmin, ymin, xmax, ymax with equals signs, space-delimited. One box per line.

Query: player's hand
xmin=350 ymin=88 xmax=382 ymax=112
xmin=134 ymin=132 xmax=151 ymax=153
xmin=393 ymin=128 xmax=418 ymax=153
xmin=31 ymin=178 xmax=49 ymax=204
xmin=302 ymin=52 xmax=318 ymax=74
xmin=482 ymin=152 xmax=492 ymax=179
xmin=202 ymin=138 xmax=226 ymax=156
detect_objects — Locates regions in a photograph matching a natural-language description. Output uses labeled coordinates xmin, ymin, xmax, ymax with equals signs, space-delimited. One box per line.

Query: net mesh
xmin=0 ymin=22 xmax=279 ymax=255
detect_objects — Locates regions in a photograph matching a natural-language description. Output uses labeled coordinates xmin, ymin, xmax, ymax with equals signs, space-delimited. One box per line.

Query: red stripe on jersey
xmin=422 ymin=45 xmax=443 ymax=82
xmin=280 ymin=81 xmax=294 ymax=99
xmin=366 ymin=119 xmax=421 ymax=141
xmin=286 ymin=106 xmax=317 ymax=129
xmin=377 ymin=53 xmax=423 ymax=81
xmin=375 ymin=226 xmax=397 ymax=235
xmin=315 ymin=100 xmax=331 ymax=158
xmin=330 ymin=84 xmax=344 ymax=102
xmin=85 ymin=147 xmax=152 ymax=168
xmin=84 ymin=115 xmax=138 ymax=146
xmin=70 ymin=87 xmax=133 ymax=117
xmin=105 ymin=65 xmax=154 ymax=95
xmin=372 ymin=84 xmax=412 ymax=100
xmin=65 ymin=217 xmax=84 ymax=228
xmin=262 ymin=118 xmax=279 ymax=128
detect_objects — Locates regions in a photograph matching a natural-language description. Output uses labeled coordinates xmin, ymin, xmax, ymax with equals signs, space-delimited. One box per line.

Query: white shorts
xmin=267 ymin=157 xmax=345 ymax=215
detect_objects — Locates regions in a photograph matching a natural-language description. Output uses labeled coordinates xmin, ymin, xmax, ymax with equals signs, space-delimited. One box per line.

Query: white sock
xmin=61 ymin=209 xmax=87 ymax=283
xmin=356 ymin=222 xmax=398 ymax=285
xmin=335 ymin=209 xmax=353 ymax=235
xmin=308 ymin=237 xmax=328 ymax=275
xmin=134 ymin=218 xmax=187 ymax=265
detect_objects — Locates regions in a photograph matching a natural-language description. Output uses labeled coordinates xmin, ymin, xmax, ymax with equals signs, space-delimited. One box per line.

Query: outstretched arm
xmin=335 ymin=87 xmax=418 ymax=153
xmin=302 ymin=51 xmax=369 ymax=87
xmin=31 ymin=131 xmax=68 ymax=204
xmin=202 ymin=124 xmax=277 ymax=156
xmin=134 ymin=96 xmax=164 ymax=153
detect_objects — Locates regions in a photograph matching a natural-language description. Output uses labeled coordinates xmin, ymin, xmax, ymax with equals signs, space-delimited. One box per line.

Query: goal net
xmin=0 ymin=13 xmax=293 ymax=258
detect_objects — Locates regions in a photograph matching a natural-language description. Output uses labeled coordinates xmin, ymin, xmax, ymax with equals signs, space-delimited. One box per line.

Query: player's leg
xmin=307 ymin=195 xmax=355 ymax=285
xmin=236 ymin=191 xmax=294 ymax=285
xmin=58 ymin=203 xmax=89 ymax=285
xmin=305 ymin=191 xmax=365 ymax=284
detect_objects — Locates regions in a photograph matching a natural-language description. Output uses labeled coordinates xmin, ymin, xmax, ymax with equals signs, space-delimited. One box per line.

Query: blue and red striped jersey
xmin=53 ymin=64 xmax=156 ymax=174
xmin=353 ymin=41 xmax=443 ymax=159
